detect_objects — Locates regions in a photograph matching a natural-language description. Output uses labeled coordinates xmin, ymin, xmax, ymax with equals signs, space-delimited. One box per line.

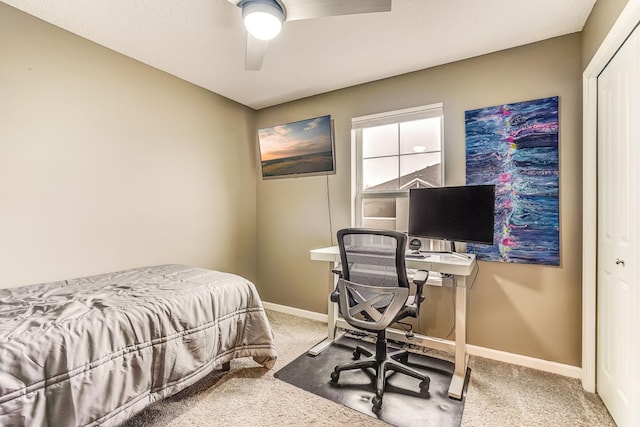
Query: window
xmin=352 ymin=104 xmax=444 ymax=232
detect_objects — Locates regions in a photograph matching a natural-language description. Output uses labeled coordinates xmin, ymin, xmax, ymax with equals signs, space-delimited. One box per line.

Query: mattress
xmin=0 ymin=264 xmax=277 ymax=426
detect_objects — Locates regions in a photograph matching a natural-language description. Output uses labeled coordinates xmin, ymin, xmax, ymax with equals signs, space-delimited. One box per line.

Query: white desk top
xmin=310 ymin=246 xmax=477 ymax=276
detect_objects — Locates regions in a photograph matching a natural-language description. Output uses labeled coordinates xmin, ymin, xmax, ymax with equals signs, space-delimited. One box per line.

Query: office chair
xmin=329 ymin=228 xmax=430 ymax=413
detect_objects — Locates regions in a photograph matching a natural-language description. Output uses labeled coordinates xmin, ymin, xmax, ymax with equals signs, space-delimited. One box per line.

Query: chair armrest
xmin=413 ymin=270 xmax=428 ymax=286
xmin=330 ymin=264 xmax=343 ymax=303
xmin=412 ymin=270 xmax=429 ymax=311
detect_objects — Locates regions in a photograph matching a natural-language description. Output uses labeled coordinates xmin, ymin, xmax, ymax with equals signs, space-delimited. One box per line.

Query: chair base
xmin=330 ymin=341 xmax=430 ymax=413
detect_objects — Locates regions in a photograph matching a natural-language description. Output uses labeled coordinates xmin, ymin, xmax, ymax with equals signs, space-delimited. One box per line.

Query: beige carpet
xmin=122 ymin=310 xmax=614 ymax=426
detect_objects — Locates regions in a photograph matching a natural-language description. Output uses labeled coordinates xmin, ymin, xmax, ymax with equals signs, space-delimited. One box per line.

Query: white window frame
xmin=351 ymin=103 xmax=445 ymax=230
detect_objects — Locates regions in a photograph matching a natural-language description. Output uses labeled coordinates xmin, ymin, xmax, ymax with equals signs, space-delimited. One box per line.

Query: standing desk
xmin=309 ymin=246 xmax=478 ymax=399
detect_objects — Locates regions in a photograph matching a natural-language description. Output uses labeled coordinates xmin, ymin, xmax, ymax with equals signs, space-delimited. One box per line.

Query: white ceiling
xmin=3 ymin=0 xmax=596 ymax=109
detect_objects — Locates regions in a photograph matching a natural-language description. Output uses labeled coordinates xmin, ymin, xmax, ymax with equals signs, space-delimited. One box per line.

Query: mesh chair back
xmin=337 ymin=229 xmax=409 ymax=289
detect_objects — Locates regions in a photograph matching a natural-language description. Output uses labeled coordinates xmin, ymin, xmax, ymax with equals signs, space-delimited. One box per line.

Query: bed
xmin=0 ymin=264 xmax=277 ymax=426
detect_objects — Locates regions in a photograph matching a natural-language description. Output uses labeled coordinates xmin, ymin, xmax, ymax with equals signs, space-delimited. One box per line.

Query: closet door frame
xmin=582 ymin=0 xmax=640 ymax=393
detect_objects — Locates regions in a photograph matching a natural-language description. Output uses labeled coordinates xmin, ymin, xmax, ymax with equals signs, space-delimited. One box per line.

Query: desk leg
xmin=308 ymin=262 xmax=341 ymax=356
xmin=448 ymin=276 xmax=468 ymax=399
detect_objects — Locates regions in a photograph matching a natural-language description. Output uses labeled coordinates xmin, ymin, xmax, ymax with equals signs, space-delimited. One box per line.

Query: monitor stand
xmin=420 ymin=241 xmax=472 ymax=260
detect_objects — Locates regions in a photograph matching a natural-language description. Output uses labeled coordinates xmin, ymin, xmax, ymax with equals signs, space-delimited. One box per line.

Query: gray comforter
xmin=0 ymin=265 xmax=277 ymax=426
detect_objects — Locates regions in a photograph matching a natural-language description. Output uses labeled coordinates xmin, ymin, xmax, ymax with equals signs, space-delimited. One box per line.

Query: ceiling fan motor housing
xmin=241 ymin=0 xmax=286 ymax=40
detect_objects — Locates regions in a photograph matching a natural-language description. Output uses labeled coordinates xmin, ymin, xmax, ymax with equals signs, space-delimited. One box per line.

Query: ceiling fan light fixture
xmin=242 ymin=1 xmax=284 ymax=41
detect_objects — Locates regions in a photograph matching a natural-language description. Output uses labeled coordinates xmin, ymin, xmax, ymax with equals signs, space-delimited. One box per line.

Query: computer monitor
xmin=408 ymin=184 xmax=496 ymax=246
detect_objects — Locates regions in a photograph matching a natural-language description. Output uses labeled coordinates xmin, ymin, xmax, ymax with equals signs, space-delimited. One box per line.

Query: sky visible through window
xmin=362 ymin=117 xmax=441 ymax=190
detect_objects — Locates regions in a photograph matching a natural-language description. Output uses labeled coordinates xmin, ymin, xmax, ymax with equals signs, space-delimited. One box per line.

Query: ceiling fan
xmin=226 ymin=0 xmax=392 ymax=71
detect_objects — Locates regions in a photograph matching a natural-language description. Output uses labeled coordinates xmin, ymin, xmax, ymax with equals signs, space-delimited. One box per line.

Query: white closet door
xmin=597 ymin=23 xmax=640 ymax=427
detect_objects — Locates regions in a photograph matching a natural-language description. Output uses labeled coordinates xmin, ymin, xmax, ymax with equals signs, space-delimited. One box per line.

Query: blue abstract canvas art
xmin=465 ymin=96 xmax=559 ymax=265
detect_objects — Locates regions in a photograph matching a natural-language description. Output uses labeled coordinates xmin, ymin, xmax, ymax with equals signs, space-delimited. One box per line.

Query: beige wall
xmin=256 ymin=34 xmax=583 ymax=366
xmin=582 ymin=0 xmax=630 ymax=69
xmin=0 ymin=3 xmax=258 ymax=288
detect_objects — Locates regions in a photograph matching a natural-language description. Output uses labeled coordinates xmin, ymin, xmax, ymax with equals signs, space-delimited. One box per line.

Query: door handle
xmin=615 ymin=259 xmax=625 ymax=266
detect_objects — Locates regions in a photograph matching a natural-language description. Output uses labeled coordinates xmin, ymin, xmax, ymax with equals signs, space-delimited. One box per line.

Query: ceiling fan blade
xmin=245 ymin=34 xmax=269 ymax=71
xmin=284 ymin=0 xmax=392 ymax=22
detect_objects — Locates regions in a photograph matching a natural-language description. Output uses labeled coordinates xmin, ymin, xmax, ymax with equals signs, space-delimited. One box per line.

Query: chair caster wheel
xmin=330 ymin=371 xmax=340 ymax=383
xmin=352 ymin=349 xmax=361 ymax=360
xmin=372 ymin=395 xmax=382 ymax=413
xmin=419 ymin=378 xmax=430 ymax=394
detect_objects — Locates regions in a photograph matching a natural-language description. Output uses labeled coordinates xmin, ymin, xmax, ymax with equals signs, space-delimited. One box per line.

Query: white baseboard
xmin=466 ymin=344 xmax=581 ymax=379
xmin=263 ymin=301 xmax=582 ymax=380
xmin=262 ymin=301 xmax=328 ymax=323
